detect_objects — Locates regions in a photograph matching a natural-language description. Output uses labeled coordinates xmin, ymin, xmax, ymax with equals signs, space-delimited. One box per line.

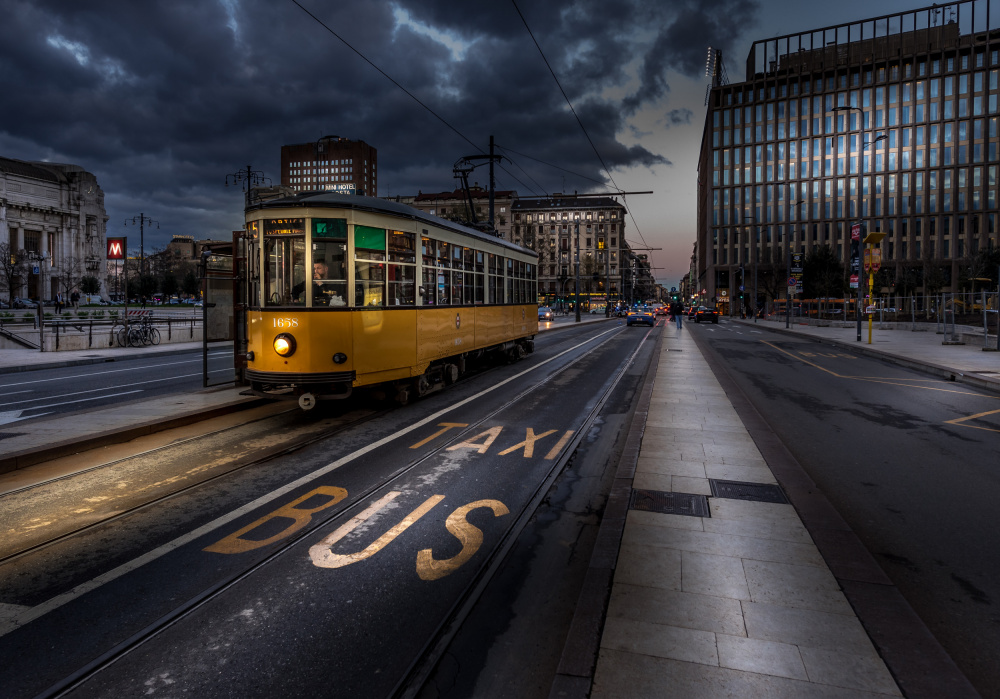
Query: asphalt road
xmin=0 ymin=349 xmax=234 ymax=424
xmin=690 ymin=318 xmax=1000 ymax=697
xmin=0 ymin=318 xmax=655 ymax=698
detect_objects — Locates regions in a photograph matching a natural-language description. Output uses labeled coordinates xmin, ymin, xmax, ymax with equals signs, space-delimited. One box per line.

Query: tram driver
xmin=294 ymin=259 xmax=345 ymax=306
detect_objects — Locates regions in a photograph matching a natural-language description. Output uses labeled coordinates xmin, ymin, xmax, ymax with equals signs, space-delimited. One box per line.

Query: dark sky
xmin=1 ymin=0 xmax=762 ymax=283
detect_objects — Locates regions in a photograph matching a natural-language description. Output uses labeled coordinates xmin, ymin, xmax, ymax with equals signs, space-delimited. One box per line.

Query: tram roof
xmin=248 ymin=191 xmax=536 ymax=258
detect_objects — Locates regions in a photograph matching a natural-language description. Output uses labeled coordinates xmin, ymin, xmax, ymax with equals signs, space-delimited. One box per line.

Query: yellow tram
xmin=242 ymin=192 xmax=538 ymax=408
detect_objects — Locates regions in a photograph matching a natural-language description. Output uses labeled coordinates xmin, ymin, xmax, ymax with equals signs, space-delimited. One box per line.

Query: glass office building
xmin=697 ymin=1 xmax=1000 ymax=313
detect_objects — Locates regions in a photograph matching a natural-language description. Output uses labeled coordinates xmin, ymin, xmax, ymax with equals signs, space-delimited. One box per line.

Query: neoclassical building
xmin=1 ymin=156 xmax=108 ymax=302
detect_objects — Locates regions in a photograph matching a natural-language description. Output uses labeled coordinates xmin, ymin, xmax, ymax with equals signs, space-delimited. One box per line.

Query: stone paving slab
xmin=588 ymin=323 xmax=905 ymax=698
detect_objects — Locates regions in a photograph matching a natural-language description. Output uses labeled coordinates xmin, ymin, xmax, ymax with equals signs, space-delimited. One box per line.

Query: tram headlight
xmin=273 ymin=333 xmax=296 ymax=357
xmin=332 ymin=352 xmax=347 ymax=364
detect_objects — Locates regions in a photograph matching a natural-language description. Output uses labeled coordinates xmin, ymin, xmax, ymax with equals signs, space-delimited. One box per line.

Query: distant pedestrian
xmin=671 ymin=300 xmax=683 ymax=329
xmin=71 ymin=291 xmax=80 ymax=309
xmin=55 ymin=293 xmax=63 ymax=314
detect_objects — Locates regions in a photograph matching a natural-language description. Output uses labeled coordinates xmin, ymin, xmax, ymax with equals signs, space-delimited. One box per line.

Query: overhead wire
xmin=509 ymin=0 xmax=651 ymax=251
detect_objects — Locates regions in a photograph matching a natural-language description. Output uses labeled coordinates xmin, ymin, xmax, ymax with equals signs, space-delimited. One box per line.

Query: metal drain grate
xmin=667 ymin=349 xmax=684 ymax=352
xmin=630 ymin=489 xmax=710 ymax=517
xmin=709 ymin=479 xmax=788 ymax=504
xmin=0 ymin=433 xmax=26 ymax=441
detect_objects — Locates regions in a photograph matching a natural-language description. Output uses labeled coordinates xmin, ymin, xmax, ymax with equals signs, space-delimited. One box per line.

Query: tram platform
xmin=552 ymin=317 xmax=990 ymax=699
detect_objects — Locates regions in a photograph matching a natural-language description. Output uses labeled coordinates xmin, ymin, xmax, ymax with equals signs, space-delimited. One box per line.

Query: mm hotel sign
xmin=107 ymin=237 xmax=126 ymax=260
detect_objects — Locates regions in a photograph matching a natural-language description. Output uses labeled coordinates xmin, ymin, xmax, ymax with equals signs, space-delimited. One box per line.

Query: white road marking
xmin=17 ymin=391 xmax=143 ymax=412
xmin=0 ymin=373 xmax=207 ymax=409
xmin=0 ymin=390 xmax=32 ymax=398
xmin=0 ymin=353 xmax=231 ymax=389
xmin=0 ymin=327 xmax=622 ymax=638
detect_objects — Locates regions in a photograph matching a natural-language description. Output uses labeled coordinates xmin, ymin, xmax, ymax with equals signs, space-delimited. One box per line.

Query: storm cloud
xmin=0 ymin=0 xmax=760 ymax=249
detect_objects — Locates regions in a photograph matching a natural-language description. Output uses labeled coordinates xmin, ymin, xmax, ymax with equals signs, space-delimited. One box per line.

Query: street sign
xmin=863 ymin=248 xmax=872 ymax=272
xmin=738 ymin=285 xmax=744 ymax=291
xmin=787 ymin=277 xmax=797 ymax=288
xmin=871 ymin=247 xmax=881 ymax=271
xmin=32 ymin=265 xmax=40 ymax=275
xmin=790 ymin=253 xmax=803 ymax=274
xmin=107 ymin=237 xmax=126 ymax=260
xmin=850 ymin=273 xmax=859 ymax=289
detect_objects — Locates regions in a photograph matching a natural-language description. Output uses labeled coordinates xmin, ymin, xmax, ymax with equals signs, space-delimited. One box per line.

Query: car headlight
xmin=273 ymin=333 xmax=296 ymax=357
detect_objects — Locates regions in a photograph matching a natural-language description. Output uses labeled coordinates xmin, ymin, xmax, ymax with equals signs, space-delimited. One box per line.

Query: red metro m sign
xmin=107 ymin=237 xmax=126 ymax=260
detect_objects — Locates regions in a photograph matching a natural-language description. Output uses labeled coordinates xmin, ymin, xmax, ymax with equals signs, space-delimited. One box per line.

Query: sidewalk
xmin=553 ymin=318 xmax=983 ymax=698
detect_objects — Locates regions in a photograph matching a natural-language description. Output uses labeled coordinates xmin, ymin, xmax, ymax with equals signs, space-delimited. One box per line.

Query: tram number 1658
xmin=273 ymin=317 xmax=300 ymax=328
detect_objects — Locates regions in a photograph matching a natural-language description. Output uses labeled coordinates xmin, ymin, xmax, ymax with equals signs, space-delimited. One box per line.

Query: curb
xmin=549 ymin=323 xmax=663 ymax=698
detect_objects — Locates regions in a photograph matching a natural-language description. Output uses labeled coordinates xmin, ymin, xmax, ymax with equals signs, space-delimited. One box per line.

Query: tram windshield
xmin=263 ymin=218 xmax=305 ymax=306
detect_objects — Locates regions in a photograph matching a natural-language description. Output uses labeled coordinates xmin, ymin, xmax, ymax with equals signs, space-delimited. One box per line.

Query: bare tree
xmin=58 ymin=255 xmax=88 ymax=298
xmin=0 ymin=242 xmax=28 ymax=302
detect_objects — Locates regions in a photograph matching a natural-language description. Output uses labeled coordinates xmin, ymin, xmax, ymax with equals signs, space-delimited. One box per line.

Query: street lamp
xmin=574 ymin=215 xmax=581 ymax=323
xmin=832 ymin=105 xmax=885 ymax=341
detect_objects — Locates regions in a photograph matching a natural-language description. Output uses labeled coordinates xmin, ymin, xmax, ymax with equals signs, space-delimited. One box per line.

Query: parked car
xmin=695 ymin=306 xmax=720 ymax=324
xmin=626 ymin=307 xmax=656 ymax=327
xmin=538 ymin=306 xmax=554 ymax=321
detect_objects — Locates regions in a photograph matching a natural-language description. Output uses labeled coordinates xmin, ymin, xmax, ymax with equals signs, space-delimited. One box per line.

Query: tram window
xmin=264 ymin=236 xmax=306 ymax=306
xmin=421 ymin=237 xmax=436 ymax=267
xmin=313 ymin=218 xmax=347 ymax=239
xmin=311 ymin=241 xmax=347 ymax=306
xmin=355 ymin=261 xmax=385 ymax=306
xmin=463 ymin=247 xmax=474 ymax=271
xmin=453 ymin=245 xmax=464 ymax=270
xmin=464 ymin=272 xmax=475 ymax=304
xmin=389 ymin=230 xmax=415 ymax=263
xmin=355 ymin=225 xmax=386 ymax=261
xmin=421 ymin=267 xmax=436 ymax=305
xmin=452 ymin=270 xmax=464 ymax=304
xmin=475 ymin=250 xmax=485 ymax=273
xmin=437 ymin=241 xmax=450 ymax=268
xmin=437 ymin=270 xmax=451 ymax=304
xmin=475 ymin=273 xmax=485 ymax=303
xmin=388 ymin=264 xmax=415 ymax=305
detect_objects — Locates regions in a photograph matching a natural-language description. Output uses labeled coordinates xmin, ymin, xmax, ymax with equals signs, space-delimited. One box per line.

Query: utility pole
xmin=453 ymin=136 xmax=506 ymax=235
xmin=125 ymin=213 xmax=159 ymax=284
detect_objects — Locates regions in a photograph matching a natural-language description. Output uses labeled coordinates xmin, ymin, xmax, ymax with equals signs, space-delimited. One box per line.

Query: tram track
xmin=34 ymin=324 xmax=637 ymax=699
xmin=0 ymin=405 xmax=386 ymax=567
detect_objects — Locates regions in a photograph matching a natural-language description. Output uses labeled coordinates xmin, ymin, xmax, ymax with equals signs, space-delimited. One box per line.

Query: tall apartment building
xmin=697 ymin=0 xmax=1000 ymax=314
xmin=280 ymin=136 xmax=377 ymax=196
xmin=512 ymin=195 xmax=648 ymax=308
xmin=1 ymin=156 xmax=107 ymax=301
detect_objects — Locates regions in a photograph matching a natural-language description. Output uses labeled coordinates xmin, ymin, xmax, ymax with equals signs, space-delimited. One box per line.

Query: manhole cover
xmin=0 ymin=433 xmax=26 ymax=441
xmin=709 ymin=479 xmax=788 ymax=504
xmin=630 ymin=489 xmax=710 ymax=517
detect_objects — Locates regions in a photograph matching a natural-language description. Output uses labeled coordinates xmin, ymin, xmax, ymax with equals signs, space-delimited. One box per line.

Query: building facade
xmin=511 ymin=195 xmax=648 ymax=309
xmin=280 ymin=136 xmax=377 ymax=196
xmin=698 ymin=1 xmax=1000 ymax=315
xmin=1 ymin=156 xmax=107 ymax=302
xmin=409 ymin=186 xmax=517 ymax=241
